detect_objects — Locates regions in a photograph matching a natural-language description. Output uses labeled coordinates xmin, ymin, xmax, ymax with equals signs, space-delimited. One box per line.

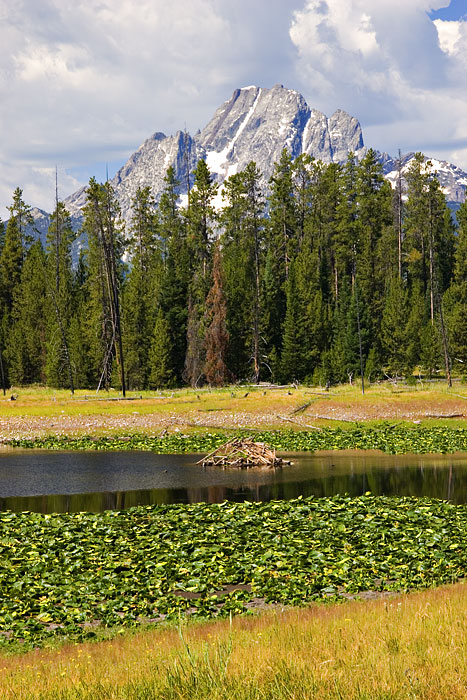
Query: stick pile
xmin=198 ymin=437 xmax=288 ymax=469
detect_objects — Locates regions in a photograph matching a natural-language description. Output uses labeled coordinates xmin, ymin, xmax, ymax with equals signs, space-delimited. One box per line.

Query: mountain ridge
xmin=64 ymin=84 xmax=367 ymax=221
xmin=57 ymin=84 xmax=465 ymax=222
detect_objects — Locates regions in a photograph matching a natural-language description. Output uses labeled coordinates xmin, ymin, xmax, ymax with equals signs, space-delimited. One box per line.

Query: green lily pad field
xmin=1 ymin=494 xmax=466 ymax=650
xmin=8 ymin=425 xmax=467 ymax=454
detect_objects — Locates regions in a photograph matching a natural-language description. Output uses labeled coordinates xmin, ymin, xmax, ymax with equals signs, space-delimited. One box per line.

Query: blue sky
xmin=430 ymin=0 xmax=467 ymax=20
xmin=1 ymin=0 xmax=466 ymax=214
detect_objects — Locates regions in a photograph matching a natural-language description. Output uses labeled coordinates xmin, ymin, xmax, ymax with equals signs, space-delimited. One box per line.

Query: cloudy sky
xmin=1 ymin=0 xmax=466 ymax=215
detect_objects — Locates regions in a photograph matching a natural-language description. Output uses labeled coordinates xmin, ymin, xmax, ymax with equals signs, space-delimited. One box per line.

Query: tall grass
xmin=2 ymin=582 xmax=466 ymax=699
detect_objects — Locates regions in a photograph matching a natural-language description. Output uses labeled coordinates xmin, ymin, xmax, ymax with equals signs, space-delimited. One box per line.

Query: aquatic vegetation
xmin=8 ymin=425 xmax=467 ymax=454
xmin=0 ymin=494 xmax=466 ymax=649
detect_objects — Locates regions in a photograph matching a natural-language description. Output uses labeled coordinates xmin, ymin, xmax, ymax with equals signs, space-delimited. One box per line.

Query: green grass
xmin=1 ymin=582 xmax=467 ymax=699
xmin=2 ymin=380 xmax=467 ymax=430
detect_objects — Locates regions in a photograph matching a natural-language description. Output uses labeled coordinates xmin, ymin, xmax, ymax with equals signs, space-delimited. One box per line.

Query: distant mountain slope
xmin=64 ymin=84 xmax=366 ymax=221
xmin=62 ymin=84 xmax=466 ymax=222
xmin=381 ymin=152 xmax=467 ymax=211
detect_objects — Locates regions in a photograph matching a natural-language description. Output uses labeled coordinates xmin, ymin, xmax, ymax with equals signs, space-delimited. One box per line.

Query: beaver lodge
xmin=198 ymin=437 xmax=290 ymax=469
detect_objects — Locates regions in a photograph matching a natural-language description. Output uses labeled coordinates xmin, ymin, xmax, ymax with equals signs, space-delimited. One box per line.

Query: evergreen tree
xmin=380 ymin=276 xmax=409 ymax=376
xmin=280 ymin=260 xmax=302 ymax=382
xmin=0 ymin=188 xmax=34 ymax=312
xmin=221 ymin=162 xmax=265 ymax=380
xmin=334 ymin=154 xmax=358 ymax=296
xmin=355 ymin=149 xmax=394 ymax=337
xmin=148 ymin=309 xmax=173 ymax=389
xmin=6 ymin=241 xmax=47 ymax=384
xmin=183 ymin=160 xmax=218 ymax=384
xmin=445 ymin=199 xmax=467 ymax=371
xmin=404 ymin=282 xmax=426 ymax=374
xmin=82 ymin=178 xmax=126 ymax=392
xmin=263 ymin=150 xmax=297 ymax=369
xmin=159 ymin=167 xmax=191 ymax=383
xmin=204 ymin=244 xmax=229 ymax=386
xmin=186 ymin=159 xmax=218 ymax=283
xmin=44 ymin=201 xmax=76 ymax=391
xmin=123 ymin=186 xmax=162 ymax=389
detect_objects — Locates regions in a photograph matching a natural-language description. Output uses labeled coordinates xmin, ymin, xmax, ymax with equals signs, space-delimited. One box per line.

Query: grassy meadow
xmin=1 ymin=582 xmax=466 ymax=699
xmin=1 ymin=380 xmax=467 ymax=432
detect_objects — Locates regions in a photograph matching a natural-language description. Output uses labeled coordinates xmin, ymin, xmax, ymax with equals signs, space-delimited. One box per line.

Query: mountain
xmin=65 ymin=84 xmax=366 ymax=221
xmin=63 ymin=84 xmax=466 ymax=222
xmin=381 ymin=152 xmax=467 ymax=212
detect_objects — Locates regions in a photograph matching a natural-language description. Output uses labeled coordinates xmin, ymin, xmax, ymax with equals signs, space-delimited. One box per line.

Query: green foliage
xmin=381 ymin=276 xmax=409 ymax=376
xmin=1 ymin=493 xmax=467 ymax=649
xmin=148 ymin=309 xmax=174 ymax=388
xmin=6 ymin=241 xmax=47 ymax=384
xmin=10 ymin=425 xmax=467 ymax=454
xmin=1 ymin=146 xmax=465 ymax=391
xmin=123 ymin=187 xmax=163 ymax=389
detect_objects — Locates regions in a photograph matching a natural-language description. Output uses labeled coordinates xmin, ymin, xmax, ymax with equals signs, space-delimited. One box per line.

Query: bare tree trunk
xmin=92 ymin=185 xmax=126 ymax=396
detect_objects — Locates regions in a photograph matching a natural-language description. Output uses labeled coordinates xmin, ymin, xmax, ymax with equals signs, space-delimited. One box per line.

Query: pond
xmin=0 ymin=449 xmax=466 ymax=513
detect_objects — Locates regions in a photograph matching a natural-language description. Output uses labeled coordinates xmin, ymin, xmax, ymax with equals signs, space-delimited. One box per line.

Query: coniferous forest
xmin=0 ymin=148 xmax=465 ymax=392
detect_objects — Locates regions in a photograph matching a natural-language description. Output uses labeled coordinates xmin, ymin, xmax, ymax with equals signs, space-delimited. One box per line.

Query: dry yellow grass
xmin=2 ymin=582 xmax=467 ymax=699
xmin=1 ymin=381 xmax=467 ymax=440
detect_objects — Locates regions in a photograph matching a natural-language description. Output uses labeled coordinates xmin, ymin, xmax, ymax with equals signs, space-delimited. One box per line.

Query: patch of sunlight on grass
xmin=1 ymin=582 xmax=467 ymax=699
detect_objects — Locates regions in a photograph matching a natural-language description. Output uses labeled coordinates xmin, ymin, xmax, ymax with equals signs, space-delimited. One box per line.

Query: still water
xmin=0 ymin=449 xmax=466 ymax=513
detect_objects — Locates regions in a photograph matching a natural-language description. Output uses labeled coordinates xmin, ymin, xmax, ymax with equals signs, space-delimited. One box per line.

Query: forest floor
xmin=1 ymin=380 xmax=467 ymax=440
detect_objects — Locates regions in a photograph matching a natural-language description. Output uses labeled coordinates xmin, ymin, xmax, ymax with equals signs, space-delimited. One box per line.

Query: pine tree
xmin=44 ymin=201 xmax=76 ymax=391
xmin=280 ymin=260 xmax=302 ymax=382
xmin=405 ymin=282 xmax=426 ymax=374
xmin=0 ymin=217 xmax=6 ymax=393
xmin=268 ymin=149 xmax=297 ymax=281
xmin=221 ymin=162 xmax=265 ymax=380
xmin=6 ymin=241 xmax=47 ymax=384
xmin=186 ymin=159 xmax=218 ymax=283
xmin=445 ymin=199 xmax=467 ymax=371
xmin=123 ymin=186 xmax=162 ymax=389
xmin=159 ymin=167 xmax=190 ymax=384
xmin=380 ymin=276 xmax=409 ymax=377
xmin=148 ymin=309 xmax=173 ymax=389
xmin=204 ymin=245 xmax=229 ymax=386
xmin=355 ymin=149 xmax=393 ymax=335
xmin=0 ymin=188 xmax=34 ymax=312
xmin=183 ymin=160 xmax=218 ymax=384
xmin=82 ymin=178 xmax=126 ymax=392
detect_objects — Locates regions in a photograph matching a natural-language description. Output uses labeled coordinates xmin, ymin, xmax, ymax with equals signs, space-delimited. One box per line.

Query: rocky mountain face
xmin=64 ymin=84 xmax=366 ymax=221
xmin=381 ymin=152 xmax=467 ymax=212
xmin=63 ymin=84 xmax=466 ymax=222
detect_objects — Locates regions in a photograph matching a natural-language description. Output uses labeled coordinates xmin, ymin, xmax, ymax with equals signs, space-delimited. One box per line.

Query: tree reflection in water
xmin=0 ymin=450 xmax=466 ymax=513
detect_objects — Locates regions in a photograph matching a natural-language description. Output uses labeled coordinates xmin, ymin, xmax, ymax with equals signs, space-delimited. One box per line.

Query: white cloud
xmin=0 ymin=0 xmax=298 ymax=213
xmin=2 ymin=0 xmax=467 ymax=215
xmin=290 ymin=0 xmax=467 ymax=167
xmin=434 ymin=18 xmax=463 ymax=54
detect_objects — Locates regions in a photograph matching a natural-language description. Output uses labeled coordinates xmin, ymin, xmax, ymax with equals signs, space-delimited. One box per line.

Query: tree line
xmin=0 ymin=148 xmax=465 ymax=392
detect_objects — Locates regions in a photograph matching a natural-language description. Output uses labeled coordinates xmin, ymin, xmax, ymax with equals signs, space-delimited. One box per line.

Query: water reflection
xmin=0 ymin=449 xmax=465 ymax=513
